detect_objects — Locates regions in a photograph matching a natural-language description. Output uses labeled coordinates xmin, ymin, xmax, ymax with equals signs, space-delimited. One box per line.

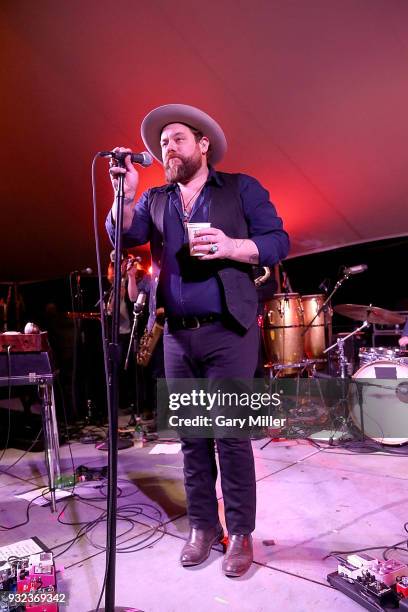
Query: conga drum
xmin=263 ymin=293 xmax=304 ymax=374
xmin=302 ymin=294 xmax=331 ymax=365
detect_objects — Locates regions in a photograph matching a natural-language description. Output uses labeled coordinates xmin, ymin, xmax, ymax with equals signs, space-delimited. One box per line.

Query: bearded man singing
xmin=106 ymin=104 xmax=289 ymax=577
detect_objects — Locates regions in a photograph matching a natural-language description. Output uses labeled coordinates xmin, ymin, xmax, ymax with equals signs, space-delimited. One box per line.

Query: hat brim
xmin=141 ymin=104 xmax=227 ymax=166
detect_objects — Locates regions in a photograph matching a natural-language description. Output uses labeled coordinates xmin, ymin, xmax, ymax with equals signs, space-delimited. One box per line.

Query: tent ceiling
xmin=1 ymin=0 xmax=407 ymax=280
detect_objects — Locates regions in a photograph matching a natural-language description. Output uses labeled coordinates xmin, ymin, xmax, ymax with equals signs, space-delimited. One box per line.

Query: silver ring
xmin=209 ymin=244 xmax=218 ymax=254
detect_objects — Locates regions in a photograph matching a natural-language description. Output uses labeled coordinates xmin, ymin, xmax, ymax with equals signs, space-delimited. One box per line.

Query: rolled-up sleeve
xmin=239 ymin=174 xmax=290 ymax=266
xmin=105 ymin=190 xmax=152 ymax=248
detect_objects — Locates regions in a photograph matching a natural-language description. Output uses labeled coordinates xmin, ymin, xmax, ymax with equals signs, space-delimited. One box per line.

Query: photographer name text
xmin=168 ymin=415 xmax=286 ymax=429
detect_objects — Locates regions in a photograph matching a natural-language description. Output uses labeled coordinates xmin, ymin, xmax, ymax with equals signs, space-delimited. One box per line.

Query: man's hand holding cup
xmin=190 ymin=227 xmax=233 ymax=259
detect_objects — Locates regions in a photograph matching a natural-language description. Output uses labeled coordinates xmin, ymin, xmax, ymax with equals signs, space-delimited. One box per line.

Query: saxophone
xmin=137 ymin=308 xmax=165 ymax=366
xmin=254 ymin=266 xmax=271 ymax=287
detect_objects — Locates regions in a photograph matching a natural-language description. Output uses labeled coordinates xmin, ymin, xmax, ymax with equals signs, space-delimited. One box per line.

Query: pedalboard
xmin=0 ymin=551 xmax=58 ymax=611
xmin=328 ymin=553 xmax=408 ymax=611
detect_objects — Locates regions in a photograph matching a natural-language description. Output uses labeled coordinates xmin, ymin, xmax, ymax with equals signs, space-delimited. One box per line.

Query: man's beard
xmin=164 ymin=149 xmax=202 ymax=184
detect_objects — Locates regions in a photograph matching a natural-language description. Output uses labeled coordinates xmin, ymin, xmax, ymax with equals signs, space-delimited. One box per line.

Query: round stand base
xmin=96 ymin=437 xmax=133 ymax=451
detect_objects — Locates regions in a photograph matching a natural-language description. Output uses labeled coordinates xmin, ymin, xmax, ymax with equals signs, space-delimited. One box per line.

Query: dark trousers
xmin=163 ymin=319 xmax=259 ymax=534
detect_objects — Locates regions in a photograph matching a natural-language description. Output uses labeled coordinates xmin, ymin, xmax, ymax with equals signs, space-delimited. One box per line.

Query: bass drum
xmin=350 ymin=360 xmax=408 ymax=445
xmin=262 ymin=293 xmax=304 ymax=374
xmin=301 ymin=294 xmax=331 ymax=362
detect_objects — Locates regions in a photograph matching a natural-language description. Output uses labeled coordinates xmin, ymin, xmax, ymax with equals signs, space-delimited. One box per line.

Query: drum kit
xmin=260 ymin=295 xmax=406 ymax=377
xmin=260 ymin=296 xmax=408 ymax=445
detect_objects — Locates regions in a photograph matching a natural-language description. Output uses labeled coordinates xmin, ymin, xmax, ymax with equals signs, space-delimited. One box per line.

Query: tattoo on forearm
xmin=249 ymin=254 xmax=259 ymax=263
xmin=233 ymin=239 xmax=246 ymax=249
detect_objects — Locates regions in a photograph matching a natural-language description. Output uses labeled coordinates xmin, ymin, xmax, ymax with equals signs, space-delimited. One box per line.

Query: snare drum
xmin=350 ymin=360 xmax=408 ymax=445
xmin=302 ymin=294 xmax=331 ymax=361
xmin=263 ymin=293 xmax=304 ymax=374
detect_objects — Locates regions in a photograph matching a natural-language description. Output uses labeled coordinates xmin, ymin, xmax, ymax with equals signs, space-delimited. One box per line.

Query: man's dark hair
xmin=187 ymin=125 xmax=212 ymax=159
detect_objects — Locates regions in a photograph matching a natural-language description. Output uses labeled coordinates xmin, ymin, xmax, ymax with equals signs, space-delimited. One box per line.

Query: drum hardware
xmin=359 ymin=346 xmax=408 ymax=368
xmin=260 ymin=370 xmax=334 ymax=451
xmin=330 ymin=331 xmax=365 ymax=375
xmin=265 ymin=358 xmax=327 ymax=380
xmin=324 ymin=320 xmax=370 ymax=379
xmin=315 ymin=322 xmax=371 ymax=443
xmin=290 ymin=401 xmax=318 ymax=418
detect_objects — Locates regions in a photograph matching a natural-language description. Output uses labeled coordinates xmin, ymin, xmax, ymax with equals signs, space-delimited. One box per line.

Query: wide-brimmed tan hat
xmin=141 ymin=103 xmax=227 ymax=165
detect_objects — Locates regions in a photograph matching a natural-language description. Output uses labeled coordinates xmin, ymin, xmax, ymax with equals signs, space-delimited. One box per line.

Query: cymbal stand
xmin=324 ymin=320 xmax=370 ymax=378
xmin=321 ymin=320 xmax=370 ymax=441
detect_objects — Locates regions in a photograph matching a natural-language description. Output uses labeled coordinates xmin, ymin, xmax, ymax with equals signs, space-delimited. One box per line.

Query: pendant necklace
xmin=180 ymin=183 xmax=206 ymax=223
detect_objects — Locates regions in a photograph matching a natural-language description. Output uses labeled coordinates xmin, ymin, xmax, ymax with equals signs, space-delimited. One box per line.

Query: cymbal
xmin=65 ymin=311 xmax=101 ymax=320
xmin=334 ymin=304 xmax=405 ymax=325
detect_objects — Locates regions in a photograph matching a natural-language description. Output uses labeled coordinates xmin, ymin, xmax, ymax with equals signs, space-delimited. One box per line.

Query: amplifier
xmin=0 ymin=332 xmax=50 ymax=353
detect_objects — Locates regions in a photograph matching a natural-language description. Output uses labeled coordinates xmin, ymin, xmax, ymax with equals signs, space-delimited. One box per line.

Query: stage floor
xmin=1 ymin=429 xmax=407 ymax=611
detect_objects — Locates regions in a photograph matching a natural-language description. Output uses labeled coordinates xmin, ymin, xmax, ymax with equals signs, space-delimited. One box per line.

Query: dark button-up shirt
xmin=106 ymin=167 xmax=289 ymax=318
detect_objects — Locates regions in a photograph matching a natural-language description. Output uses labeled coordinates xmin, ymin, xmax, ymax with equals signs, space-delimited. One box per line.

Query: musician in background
xmin=106 ymin=250 xmax=140 ymax=410
xmin=107 ymin=250 xmax=138 ymax=333
xmin=127 ymin=264 xmax=165 ymax=430
xmin=399 ymin=318 xmax=408 ymax=347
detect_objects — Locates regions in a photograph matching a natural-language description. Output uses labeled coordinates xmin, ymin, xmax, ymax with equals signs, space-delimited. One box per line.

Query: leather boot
xmin=222 ymin=534 xmax=253 ymax=577
xmin=180 ymin=523 xmax=224 ymax=567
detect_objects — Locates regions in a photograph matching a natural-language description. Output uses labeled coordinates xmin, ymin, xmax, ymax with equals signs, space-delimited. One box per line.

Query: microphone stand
xmin=322 ymin=320 xmax=370 ymax=441
xmin=124 ymin=301 xmax=144 ymax=427
xmin=104 ymin=162 xmax=126 ymax=612
xmin=301 ymin=270 xmax=353 ymax=372
xmin=324 ymin=320 xmax=370 ymax=379
xmin=302 ymin=270 xmax=352 ymax=336
xmin=69 ymin=271 xmax=86 ymax=420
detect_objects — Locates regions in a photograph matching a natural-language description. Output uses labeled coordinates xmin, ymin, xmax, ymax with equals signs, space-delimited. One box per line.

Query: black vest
xmin=147 ymin=172 xmax=258 ymax=331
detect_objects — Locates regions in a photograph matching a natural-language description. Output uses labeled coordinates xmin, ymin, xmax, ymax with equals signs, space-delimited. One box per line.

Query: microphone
xmin=133 ymin=292 xmax=147 ymax=314
xmin=318 ymin=278 xmax=330 ymax=293
xmin=99 ymin=150 xmax=153 ymax=167
xmin=72 ymin=267 xmax=93 ymax=275
xmin=343 ymin=264 xmax=368 ymax=276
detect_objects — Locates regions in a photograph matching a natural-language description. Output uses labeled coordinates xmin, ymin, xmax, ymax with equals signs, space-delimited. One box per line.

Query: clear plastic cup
xmin=186 ymin=222 xmax=211 ymax=256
